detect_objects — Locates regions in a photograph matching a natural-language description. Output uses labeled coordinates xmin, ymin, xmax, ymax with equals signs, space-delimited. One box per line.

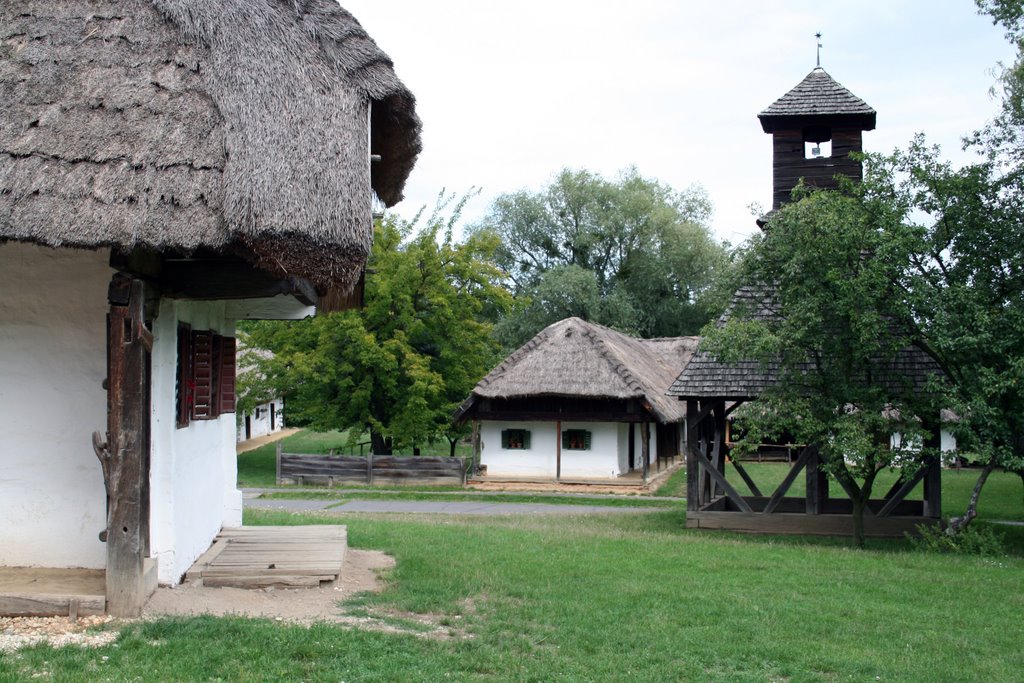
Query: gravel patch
xmin=0 ymin=615 xmax=118 ymax=653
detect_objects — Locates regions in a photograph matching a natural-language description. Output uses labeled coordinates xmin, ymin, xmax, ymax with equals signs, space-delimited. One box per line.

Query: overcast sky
xmin=343 ymin=1 xmax=1014 ymax=245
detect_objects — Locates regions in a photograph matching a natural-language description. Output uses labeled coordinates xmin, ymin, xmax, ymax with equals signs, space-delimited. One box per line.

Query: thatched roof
xmin=668 ymin=285 xmax=943 ymax=400
xmin=758 ymin=67 xmax=876 ymax=133
xmin=457 ymin=317 xmax=699 ymax=424
xmin=0 ymin=0 xmax=421 ymax=296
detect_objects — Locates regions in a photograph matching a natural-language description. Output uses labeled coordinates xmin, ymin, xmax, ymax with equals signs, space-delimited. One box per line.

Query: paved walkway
xmin=244 ymin=496 xmax=663 ymax=516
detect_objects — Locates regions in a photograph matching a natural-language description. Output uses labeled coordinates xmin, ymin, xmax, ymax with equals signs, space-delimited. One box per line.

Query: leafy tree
xmin=703 ymin=1 xmax=1024 ymax=541
xmin=701 ymin=183 xmax=941 ymax=547
xmin=474 ymin=167 xmax=731 ymax=347
xmin=241 ymin=199 xmax=512 ymax=455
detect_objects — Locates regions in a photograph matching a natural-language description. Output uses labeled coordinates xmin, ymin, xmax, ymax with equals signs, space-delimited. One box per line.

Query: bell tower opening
xmin=758 ymin=67 xmax=876 ymax=211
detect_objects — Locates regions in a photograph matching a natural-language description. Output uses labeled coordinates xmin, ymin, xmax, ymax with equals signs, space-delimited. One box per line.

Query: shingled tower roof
xmin=758 ymin=67 xmax=876 ymax=133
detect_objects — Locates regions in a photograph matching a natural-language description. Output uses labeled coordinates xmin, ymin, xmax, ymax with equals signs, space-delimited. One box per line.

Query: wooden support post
xmin=805 ymin=447 xmax=821 ymax=515
xmin=276 ymin=441 xmax=283 ymax=485
xmin=923 ymin=456 xmax=942 ymax=519
xmin=471 ymin=420 xmax=481 ymax=473
xmin=641 ymin=421 xmax=650 ymax=484
xmin=367 ymin=451 xmax=374 ymax=486
xmin=923 ymin=419 xmax=943 ymax=518
xmin=96 ymin=275 xmax=150 ymax=617
xmin=685 ymin=400 xmax=699 ymax=511
xmin=555 ymin=420 xmax=562 ymax=482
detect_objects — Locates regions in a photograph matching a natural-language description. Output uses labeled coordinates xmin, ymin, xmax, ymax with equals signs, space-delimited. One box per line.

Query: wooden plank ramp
xmin=185 ymin=526 xmax=347 ymax=589
xmin=0 ymin=568 xmax=106 ymax=617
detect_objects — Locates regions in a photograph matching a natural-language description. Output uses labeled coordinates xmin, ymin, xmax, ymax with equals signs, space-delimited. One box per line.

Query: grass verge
xmin=6 ymin=509 xmax=1022 ymax=681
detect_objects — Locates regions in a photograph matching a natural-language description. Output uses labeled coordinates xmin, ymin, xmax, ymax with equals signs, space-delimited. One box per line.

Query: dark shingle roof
xmin=667 ymin=286 xmax=943 ymax=400
xmin=758 ymin=67 xmax=876 ymax=133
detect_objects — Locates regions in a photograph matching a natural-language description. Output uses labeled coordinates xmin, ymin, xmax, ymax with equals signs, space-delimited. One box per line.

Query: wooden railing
xmin=276 ymin=443 xmax=467 ymax=486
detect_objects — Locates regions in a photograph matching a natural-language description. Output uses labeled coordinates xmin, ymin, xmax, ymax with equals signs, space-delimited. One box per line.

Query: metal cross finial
xmin=815 ymin=32 xmax=823 ymax=67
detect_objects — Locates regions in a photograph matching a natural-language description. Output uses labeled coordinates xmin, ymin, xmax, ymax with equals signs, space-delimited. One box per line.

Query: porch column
xmin=641 ymin=421 xmax=650 ymax=484
xmin=555 ymin=420 xmax=562 ymax=482
xmin=94 ymin=274 xmax=152 ymax=617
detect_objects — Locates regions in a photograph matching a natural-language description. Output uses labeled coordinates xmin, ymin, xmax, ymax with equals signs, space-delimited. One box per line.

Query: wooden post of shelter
xmin=641 ymin=421 xmax=650 ymax=484
xmin=555 ymin=420 xmax=562 ymax=482
xmin=276 ymin=441 xmax=283 ymax=485
xmin=922 ymin=418 xmax=942 ymax=518
xmin=685 ymin=400 xmax=700 ymax=511
xmin=471 ymin=419 xmax=481 ymax=474
xmin=93 ymin=275 xmax=151 ymax=617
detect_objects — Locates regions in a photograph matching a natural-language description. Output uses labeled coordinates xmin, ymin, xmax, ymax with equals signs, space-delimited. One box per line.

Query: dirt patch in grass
xmin=144 ymin=549 xmax=392 ymax=625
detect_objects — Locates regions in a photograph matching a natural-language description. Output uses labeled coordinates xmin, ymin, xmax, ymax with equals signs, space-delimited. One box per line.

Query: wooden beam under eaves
xmin=157 ymin=260 xmax=318 ymax=305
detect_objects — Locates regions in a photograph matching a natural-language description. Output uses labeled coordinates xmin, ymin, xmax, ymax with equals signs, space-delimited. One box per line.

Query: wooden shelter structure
xmin=0 ymin=0 xmax=419 ymax=616
xmin=455 ymin=318 xmax=698 ymax=483
xmin=667 ymin=68 xmax=944 ymax=536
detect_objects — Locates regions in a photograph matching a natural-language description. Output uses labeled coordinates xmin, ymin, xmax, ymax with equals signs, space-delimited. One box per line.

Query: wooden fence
xmin=276 ymin=443 xmax=467 ymax=486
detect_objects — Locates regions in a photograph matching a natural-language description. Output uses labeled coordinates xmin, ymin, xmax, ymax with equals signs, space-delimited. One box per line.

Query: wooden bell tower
xmin=758 ymin=67 xmax=876 ymax=210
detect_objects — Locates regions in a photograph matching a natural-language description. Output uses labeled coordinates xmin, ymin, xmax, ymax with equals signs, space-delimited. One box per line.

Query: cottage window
xmin=176 ymin=327 xmax=237 ymax=428
xmin=501 ymin=429 xmax=530 ymax=450
xmin=562 ymin=429 xmax=591 ymax=451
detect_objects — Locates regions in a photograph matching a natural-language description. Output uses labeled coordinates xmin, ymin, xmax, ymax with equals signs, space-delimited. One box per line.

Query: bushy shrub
xmin=908 ymin=523 xmax=1007 ymax=557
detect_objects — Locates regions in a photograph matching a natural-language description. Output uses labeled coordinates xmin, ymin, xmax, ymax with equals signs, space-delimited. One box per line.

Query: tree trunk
xmin=851 ymin=494 xmax=867 ymax=549
xmin=447 ymin=437 xmax=457 ymax=458
xmin=370 ymin=431 xmax=393 ymax=455
xmin=946 ymin=454 xmax=998 ymax=534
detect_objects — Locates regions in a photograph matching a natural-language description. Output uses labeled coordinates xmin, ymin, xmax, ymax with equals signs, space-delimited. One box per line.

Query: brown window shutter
xmin=191 ymin=330 xmax=214 ymax=420
xmin=218 ymin=336 xmax=237 ymax=414
xmin=176 ymin=323 xmax=192 ymax=428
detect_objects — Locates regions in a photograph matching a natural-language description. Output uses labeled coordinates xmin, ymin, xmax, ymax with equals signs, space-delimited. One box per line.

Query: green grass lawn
xmin=5 ymin=509 xmax=1022 ymax=681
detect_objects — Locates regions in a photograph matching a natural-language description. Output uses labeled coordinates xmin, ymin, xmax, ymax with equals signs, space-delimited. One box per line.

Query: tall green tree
xmin=242 ymin=200 xmax=512 ymax=455
xmin=702 ymin=183 xmax=941 ymax=547
xmin=475 ymin=167 xmax=731 ymax=347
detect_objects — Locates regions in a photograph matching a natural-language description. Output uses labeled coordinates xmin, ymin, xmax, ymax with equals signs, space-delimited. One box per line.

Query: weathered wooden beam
xmin=876 ymin=463 xmax=929 ymax=518
xmin=923 ymin=456 xmax=942 ymax=519
xmin=805 ymin=448 xmax=821 ymax=515
xmin=731 ymin=460 xmax=763 ymax=497
xmin=641 ymin=421 xmax=650 ymax=484
xmin=158 ymin=260 xmax=318 ymax=305
xmin=555 ymin=420 xmax=562 ymax=482
xmin=763 ymin=445 xmax=815 ymax=514
xmin=101 ymin=275 xmax=150 ymax=617
xmin=688 ymin=400 xmax=716 ymax=426
xmin=685 ymin=400 xmax=700 ymax=510
xmin=694 ymin=449 xmax=753 ymax=513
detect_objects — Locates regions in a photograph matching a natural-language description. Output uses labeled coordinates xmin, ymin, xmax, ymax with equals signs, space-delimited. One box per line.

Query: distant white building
xmin=238 ymin=397 xmax=286 ymax=443
xmin=454 ymin=317 xmax=698 ymax=482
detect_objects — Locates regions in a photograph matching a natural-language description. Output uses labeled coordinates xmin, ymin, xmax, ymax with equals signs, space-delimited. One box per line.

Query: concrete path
xmin=244 ymin=497 xmax=663 ymax=516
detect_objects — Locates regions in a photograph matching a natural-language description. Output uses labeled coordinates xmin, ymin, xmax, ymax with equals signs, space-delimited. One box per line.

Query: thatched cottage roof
xmin=758 ymin=67 xmax=876 ymax=133
xmin=456 ymin=317 xmax=699 ymax=424
xmin=0 ymin=0 xmax=421 ymax=297
xmin=667 ymin=285 xmax=943 ymax=400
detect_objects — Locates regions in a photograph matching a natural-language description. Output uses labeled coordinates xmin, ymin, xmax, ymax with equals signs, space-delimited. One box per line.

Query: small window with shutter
xmin=176 ymin=328 xmax=237 ymax=428
xmin=562 ymin=429 xmax=591 ymax=450
xmin=501 ymin=429 xmax=530 ymax=450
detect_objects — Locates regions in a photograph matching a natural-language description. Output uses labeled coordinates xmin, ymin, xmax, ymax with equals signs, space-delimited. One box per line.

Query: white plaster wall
xmin=237 ymin=398 xmax=285 ymax=442
xmin=149 ymin=299 xmax=242 ymax=584
xmin=480 ymin=421 xmax=557 ymax=477
xmin=480 ymin=420 xmax=663 ymax=479
xmin=560 ymin=422 xmax=622 ymax=479
xmin=0 ymin=244 xmax=111 ymax=568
